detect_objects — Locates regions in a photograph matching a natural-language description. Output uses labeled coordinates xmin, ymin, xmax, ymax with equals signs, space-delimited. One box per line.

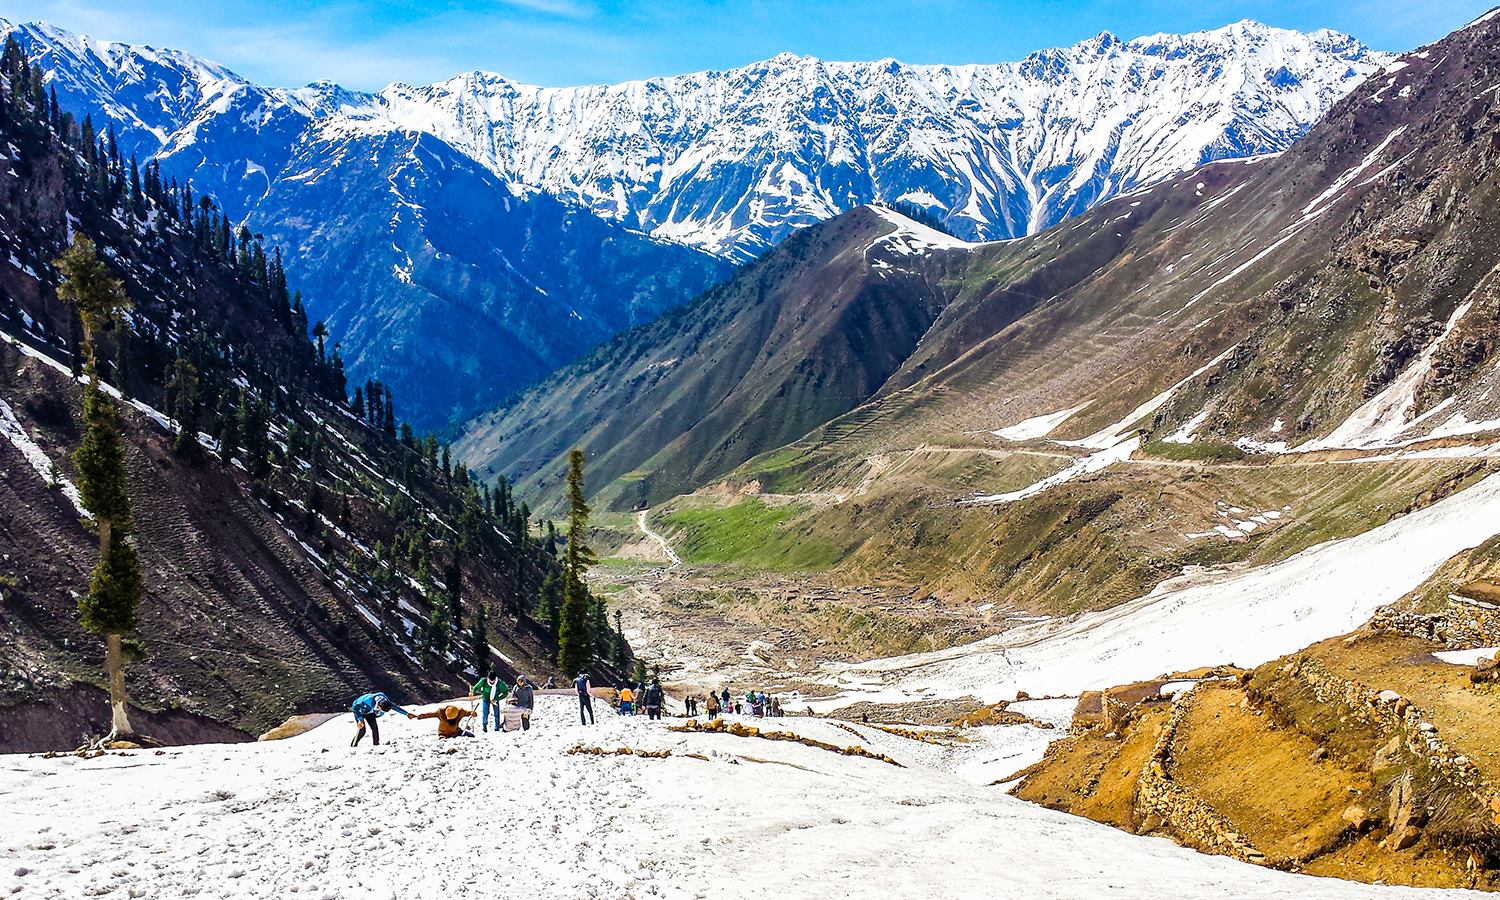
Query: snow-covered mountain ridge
xmin=9 ymin=18 xmax=1388 ymax=259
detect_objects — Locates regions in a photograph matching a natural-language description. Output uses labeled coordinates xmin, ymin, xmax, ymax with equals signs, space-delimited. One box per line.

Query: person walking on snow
xmin=350 ymin=692 xmax=414 ymax=747
xmin=513 ymin=675 xmax=535 ymax=731
xmin=575 ymin=671 xmax=595 ymax=725
xmin=720 ymin=688 xmax=731 ymax=713
xmin=415 ymin=704 xmax=476 ymax=738
xmin=619 ymin=685 xmax=635 ymax=716
xmin=705 ymin=691 xmax=721 ymax=719
xmin=644 ymin=679 xmax=665 ymax=721
xmin=470 ymin=671 xmax=509 ymax=733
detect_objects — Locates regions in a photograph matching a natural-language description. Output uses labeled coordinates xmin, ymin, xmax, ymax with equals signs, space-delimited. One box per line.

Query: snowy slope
xmin=813 ymin=468 xmax=1500 ymax=708
xmin=0 ymin=696 xmax=1480 ymax=899
xmin=8 ymin=18 xmax=1386 ymax=260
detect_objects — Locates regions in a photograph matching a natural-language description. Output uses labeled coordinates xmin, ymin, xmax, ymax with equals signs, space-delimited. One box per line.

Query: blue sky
xmin=8 ymin=0 xmax=1495 ymax=89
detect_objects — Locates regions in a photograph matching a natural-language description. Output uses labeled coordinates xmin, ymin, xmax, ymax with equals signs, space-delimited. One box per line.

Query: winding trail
xmin=637 ymin=508 xmax=682 ymax=567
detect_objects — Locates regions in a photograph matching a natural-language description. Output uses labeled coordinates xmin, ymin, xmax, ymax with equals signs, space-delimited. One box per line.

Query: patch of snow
xmin=1302 ymin=300 xmax=1471 ymax=451
xmin=963 ymin=437 xmax=1139 ymax=506
xmin=992 ymin=401 xmax=1092 ymax=441
xmin=1162 ymin=409 xmax=1211 ymax=444
xmin=0 ymin=395 xmax=87 ymax=517
xmin=1434 ymin=648 xmax=1498 ymax=666
xmin=1061 ymin=344 xmax=1237 ymax=450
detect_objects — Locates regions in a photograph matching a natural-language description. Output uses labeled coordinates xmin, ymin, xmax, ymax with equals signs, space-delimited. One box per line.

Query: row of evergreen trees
xmin=4 ymin=36 xmax=632 ymax=734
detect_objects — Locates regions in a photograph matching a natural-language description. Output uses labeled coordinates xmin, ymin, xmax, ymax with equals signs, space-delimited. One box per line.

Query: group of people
xmin=349 ymin=673 xmax=787 ymax=746
xmin=614 ymin=679 xmax=666 ymax=719
xmin=685 ymin=688 xmax=784 ymax=718
xmin=348 ymin=671 xmax=542 ymax=746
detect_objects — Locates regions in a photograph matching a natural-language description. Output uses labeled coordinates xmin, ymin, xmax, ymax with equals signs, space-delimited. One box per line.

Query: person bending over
xmin=350 ymin=692 xmax=413 ymax=747
xmin=415 ymin=704 xmax=477 ymax=738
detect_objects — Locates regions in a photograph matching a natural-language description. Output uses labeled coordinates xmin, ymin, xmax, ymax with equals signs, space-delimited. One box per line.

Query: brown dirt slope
xmin=1017 ymin=629 xmax=1500 ymax=890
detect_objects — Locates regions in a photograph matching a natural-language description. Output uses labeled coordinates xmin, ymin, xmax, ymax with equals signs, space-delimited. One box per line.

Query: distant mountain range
xmin=8 ymin=18 xmax=1389 ymax=427
xmin=457 ymin=10 xmax=1500 ymax=515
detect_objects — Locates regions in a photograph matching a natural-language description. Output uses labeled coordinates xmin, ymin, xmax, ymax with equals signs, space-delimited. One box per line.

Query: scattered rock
xmin=1472 ymin=656 xmax=1500 ymax=684
xmin=1389 ymin=825 xmax=1422 ymax=851
xmin=1310 ymin=746 xmax=1328 ymax=763
xmin=1342 ymin=804 xmax=1376 ymax=831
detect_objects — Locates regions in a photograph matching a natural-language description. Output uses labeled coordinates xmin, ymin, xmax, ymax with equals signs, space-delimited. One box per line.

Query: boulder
xmin=1342 ymin=804 xmax=1377 ymax=831
xmin=1388 ymin=824 xmax=1422 ymax=851
xmin=1372 ymin=736 xmax=1404 ymax=775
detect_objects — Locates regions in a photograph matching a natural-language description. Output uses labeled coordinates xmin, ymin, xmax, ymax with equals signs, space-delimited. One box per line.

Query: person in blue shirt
xmin=350 ymin=692 xmax=414 ymax=747
xmin=574 ymin=672 xmax=594 ymax=725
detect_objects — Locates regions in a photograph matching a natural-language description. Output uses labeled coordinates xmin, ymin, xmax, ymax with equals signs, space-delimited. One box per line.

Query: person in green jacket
xmin=470 ymin=671 xmax=510 ymax=733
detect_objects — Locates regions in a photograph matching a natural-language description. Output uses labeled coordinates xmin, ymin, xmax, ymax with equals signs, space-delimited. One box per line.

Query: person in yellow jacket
xmin=619 ymin=685 xmax=635 ymax=715
xmin=415 ymin=704 xmax=476 ymax=738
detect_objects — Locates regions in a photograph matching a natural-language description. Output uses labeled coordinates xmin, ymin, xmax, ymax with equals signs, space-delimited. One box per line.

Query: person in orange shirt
xmin=619 ymin=685 xmax=635 ymax=715
xmin=414 ymin=704 xmax=476 ymax=738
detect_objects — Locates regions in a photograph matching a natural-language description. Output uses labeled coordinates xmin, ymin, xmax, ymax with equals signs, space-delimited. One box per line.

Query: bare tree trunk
xmin=106 ymin=632 xmax=133 ymax=738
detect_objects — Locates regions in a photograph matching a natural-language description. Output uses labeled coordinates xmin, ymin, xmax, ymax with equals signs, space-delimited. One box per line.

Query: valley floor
xmin=0 ymin=696 xmax=1483 ymax=900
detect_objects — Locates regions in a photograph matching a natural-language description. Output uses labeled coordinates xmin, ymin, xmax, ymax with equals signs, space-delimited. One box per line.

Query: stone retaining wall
xmin=1274 ymin=654 xmax=1497 ymax=831
xmin=1134 ymin=691 xmax=1267 ymax=864
xmin=1372 ymin=593 xmax=1500 ymax=648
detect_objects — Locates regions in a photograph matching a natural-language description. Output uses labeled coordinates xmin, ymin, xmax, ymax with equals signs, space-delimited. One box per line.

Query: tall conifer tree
xmin=56 ymin=234 xmax=142 ymax=739
xmin=556 ymin=449 xmax=596 ymax=675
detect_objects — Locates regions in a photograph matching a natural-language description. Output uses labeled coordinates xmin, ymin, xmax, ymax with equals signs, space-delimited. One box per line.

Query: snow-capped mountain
xmin=12 ymin=18 xmax=1387 ymax=259
xmin=5 ymin=18 xmax=1388 ymax=426
xmin=381 ymin=24 xmax=1388 ymax=257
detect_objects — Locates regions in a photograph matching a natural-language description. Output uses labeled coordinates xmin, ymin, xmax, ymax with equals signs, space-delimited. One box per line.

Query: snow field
xmin=818 ymin=469 xmax=1500 ymax=708
xmin=1 ymin=696 xmax=1481 ymax=899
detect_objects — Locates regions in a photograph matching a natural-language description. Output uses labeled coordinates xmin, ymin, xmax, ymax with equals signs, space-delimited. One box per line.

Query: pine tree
xmin=537 ymin=570 xmax=561 ymax=639
xmin=237 ymin=391 xmax=270 ymax=480
xmin=425 ymin=600 xmax=450 ymax=663
xmin=469 ymin=602 xmax=490 ymax=675
xmin=215 ymin=389 xmax=240 ymax=461
xmin=56 ymin=234 xmax=142 ymax=739
xmin=613 ymin=609 xmax=630 ymax=673
xmin=556 ymin=449 xmax=596 ymax=676
xmin=166 ymin=355 xmax=203 ymax=463
xmin=445 ymin=556 xmax=463 ymax=629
